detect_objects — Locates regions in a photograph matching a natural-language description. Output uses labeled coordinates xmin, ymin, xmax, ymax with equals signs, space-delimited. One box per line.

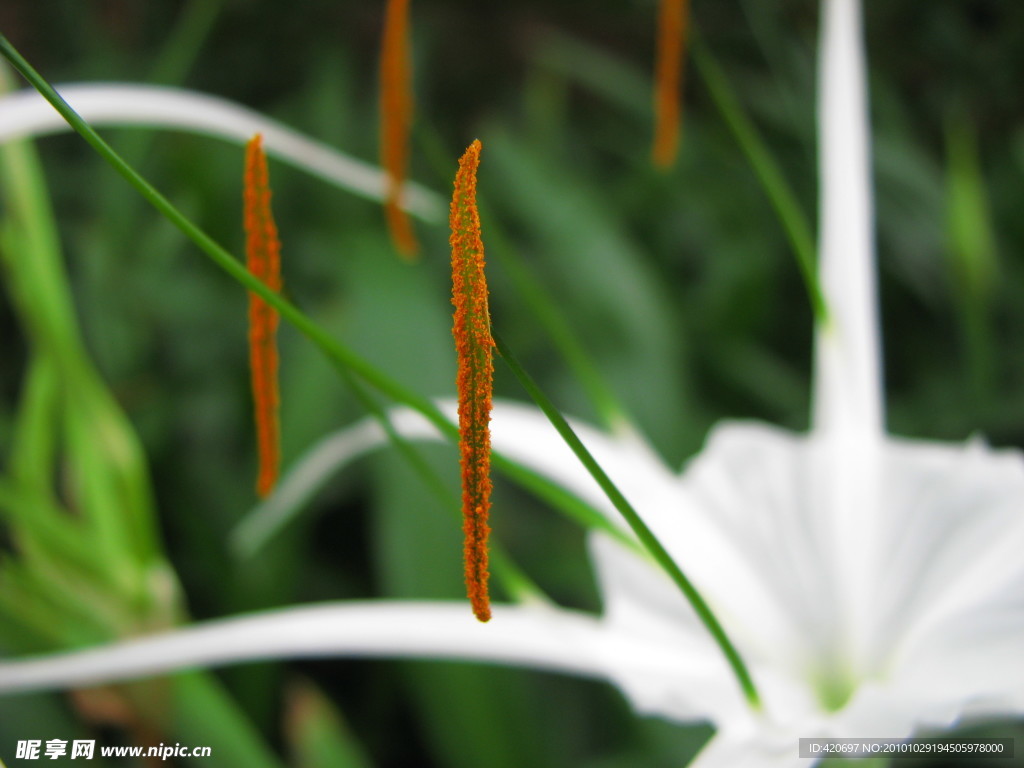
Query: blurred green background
xmin=1 ymin=0 xmax=1023 ymax=766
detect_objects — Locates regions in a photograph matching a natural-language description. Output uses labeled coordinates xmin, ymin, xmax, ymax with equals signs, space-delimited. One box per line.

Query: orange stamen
xmin=450 ymin=139 xmax=492 ymax=623
xmin=380 ymin=0 xmax=418 ymax=259
xmin=652 ymin=0 xmax=690 ymax=169
xmin=243 ymin=134 xmax=282 ymax=498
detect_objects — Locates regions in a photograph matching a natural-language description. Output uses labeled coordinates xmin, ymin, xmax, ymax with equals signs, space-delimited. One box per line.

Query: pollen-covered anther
xmin=450 ymin=140 xmax=493 ymax=622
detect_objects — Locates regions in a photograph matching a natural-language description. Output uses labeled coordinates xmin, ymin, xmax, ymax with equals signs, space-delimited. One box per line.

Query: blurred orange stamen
xmin=243 ymin=134 xmax=282 ymax=498
xmin=381 ymin=0 xmax=418 ymax=258
xmin=653 ymin=0 xmax=690 ymax=168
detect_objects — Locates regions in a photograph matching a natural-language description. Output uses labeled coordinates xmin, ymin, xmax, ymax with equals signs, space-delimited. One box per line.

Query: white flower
xmin=2 ymin=0 xmax=1023 ymax=765
xmin=3 ymin=398 xmax=1022 ymax=766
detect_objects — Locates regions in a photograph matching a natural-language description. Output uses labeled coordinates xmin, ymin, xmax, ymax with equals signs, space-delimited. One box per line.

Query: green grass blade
xmin=148 ymin=0 xmax=223 ymax=87
xmin=0 ymin=481 xmax=119 ymax=591
xmin=529 ymin=28 xmax=823 ymax=323
xmin=5 ymin=356 xmax=59 ymax=497
xmin=691 ymin=37 xmax=826 ymax=321
xmin=481 ymin=197 xmax=628 ymax=430
xmin=169 ymin=672 xmax=286 ymax=768
xmin=945 ymin=111 xmax=997 ymax=401
xmin=0 ymin=65 xmax=162 ymax=572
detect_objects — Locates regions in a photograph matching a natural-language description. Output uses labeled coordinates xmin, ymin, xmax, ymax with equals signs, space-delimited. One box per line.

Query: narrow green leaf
xmin=6 ymin=356 xmax=60 ymax=499
xmin=691 ymin=37 xmax=826 ymax=322
xmin=945 ymin=110 xmax=997 ymax=400
xmin=169 ymin=672 xmax=286 ymax=768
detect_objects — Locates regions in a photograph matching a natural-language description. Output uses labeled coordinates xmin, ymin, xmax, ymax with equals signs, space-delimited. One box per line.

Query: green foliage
xmin=2 ymin=1 xmax=1023 ymax=766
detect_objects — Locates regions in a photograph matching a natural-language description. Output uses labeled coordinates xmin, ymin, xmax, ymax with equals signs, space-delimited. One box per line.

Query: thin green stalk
xmin=148 ymin=0 xmax=223 ymax=86
xmin=101 ymin=0 xmax=223 ymax=248
xmin=480 ymin=197 xmax=627 ymax=430
xmin=692 ymin=35 xmax=826 ymax=322
xmin=493 ymin=329 xmax=762 ymax=710
xmin=945 ymin=111 xmax=996 ymax=406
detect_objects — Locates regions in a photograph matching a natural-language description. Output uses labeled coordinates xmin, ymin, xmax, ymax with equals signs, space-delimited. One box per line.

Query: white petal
xmin=234 ymin=398 xmax=683 ymax=548
xmin=830 ymin=680 xmax=955 ymax=741
xmin=669 ymin=423 xmax=835 ymax=670
xmin=231 ymin=416 xmax=420 ymax=556
xmin=814 ymin=0 xmax=886 ymax=665
xmin=868 ymin=438 xmax=1024 ymax=668
xmin=0 ymin=84 xmax=443 ymax=219
xmin=883 ymin=580 xmax=1024 ymax=715
xmin=814 ymin=0 xmax=883 ymax=439
xmin=688 ymin=729 xmax=804 ymax=768
xmin=0 ymin=601 xmax=611 ymax=695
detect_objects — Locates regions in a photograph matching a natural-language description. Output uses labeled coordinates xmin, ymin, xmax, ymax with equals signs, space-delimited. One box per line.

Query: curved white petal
xmin=226 ymin=402 xmax=784 ymax=727
xmin=487 ymin=400 xmax=687 ymax=524
xmin=0 ymin=84 xmax=443 ymax=220
xmin=233 ymin=398 xmax=682 ymax=554
xmin=231 ymin=417 xmax=395 ymax=556
xmin=0 ymin=601 xmax=611 ymax=695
